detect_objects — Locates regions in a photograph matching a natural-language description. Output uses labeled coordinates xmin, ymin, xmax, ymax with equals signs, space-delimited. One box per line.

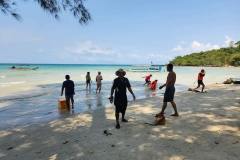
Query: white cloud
xmin=65 ymin=41 xmax=115 ymax=56
xmin=59 ymin=41 xmax=168 ymax=64
xmin=224 ymin=35 xmax=233 ymax=47
xmin=172 ymin=45 xmax=183 ymax=52
xmin=171 ymin=39 xmax=224 ymax=55
xmin=191 ymin=41 xmax=201 ymax=49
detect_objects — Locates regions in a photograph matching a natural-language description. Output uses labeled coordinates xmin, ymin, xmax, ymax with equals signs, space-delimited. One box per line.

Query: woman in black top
xmin=109 ymin=69 xmax=135 ymax=129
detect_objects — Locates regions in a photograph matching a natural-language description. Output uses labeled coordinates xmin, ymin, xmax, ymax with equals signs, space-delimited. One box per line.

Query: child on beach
xmin=194 ymin=69 xmax=205 ymax=92
xmin=149 ymin=80 xmax=158 ymax=90
xmin=96 ymin=72 xmax=103 ymax=93
xmin=86 ymin=72 xmax=91 ymax=90
xmin=61 ymin=75 xmax=75 ymax=110
xmin=157 ymin=63 xmax=179 ymax=117
xmin=109 ymin=69 xmax=136 ymax=129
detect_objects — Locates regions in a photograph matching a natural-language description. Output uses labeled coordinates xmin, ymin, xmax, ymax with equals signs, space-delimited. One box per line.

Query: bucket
xmin=58 ymin=98 xmax=68 ymax=110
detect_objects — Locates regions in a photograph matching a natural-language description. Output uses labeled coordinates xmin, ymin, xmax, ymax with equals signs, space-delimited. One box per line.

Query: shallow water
xmin=0 ymin=80 xmax=186 ymax=129
xmin=0 ymin=64 xmax=239 ymax=129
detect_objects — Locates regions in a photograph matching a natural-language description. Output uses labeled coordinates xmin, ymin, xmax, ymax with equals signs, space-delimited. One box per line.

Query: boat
xmin=10 ymin=65 xmax=39 ymax=70
xmin=128 ymin=64 xmax=165 ymax=72
xmin=223 ymin=78 xmax=240 ymax=84
xmin=232 ymin=78 xmax=240 ymax=84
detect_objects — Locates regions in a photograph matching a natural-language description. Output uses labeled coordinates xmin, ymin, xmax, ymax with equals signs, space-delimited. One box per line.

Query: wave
xmin=0 ymin=81 xmax=26 ymax=87
xmin=0 ymin=75 xmax=5 ymax=79
xmin=0 ymin=92 xmax=48 ymax=102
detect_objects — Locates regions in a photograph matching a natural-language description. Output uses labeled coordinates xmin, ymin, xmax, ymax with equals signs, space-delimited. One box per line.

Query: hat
xmin=115 ymin=68 xmax=126 ymax=76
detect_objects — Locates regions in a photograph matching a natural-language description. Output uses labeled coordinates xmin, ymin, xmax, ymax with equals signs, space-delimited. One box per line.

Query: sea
xmin=0 ymin=64 xmax=239 ymax=129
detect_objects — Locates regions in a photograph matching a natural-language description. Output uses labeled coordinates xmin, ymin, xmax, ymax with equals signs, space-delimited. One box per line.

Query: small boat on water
xmin=231 ymin=78 xmax=240 ymax=84
xmin=223 ymin=78 xmax=240 ymax=84
xmin=10 ymin=65 xmax=39 ymax=70
xmin=128 ymin=64 xmax=165 ymax=72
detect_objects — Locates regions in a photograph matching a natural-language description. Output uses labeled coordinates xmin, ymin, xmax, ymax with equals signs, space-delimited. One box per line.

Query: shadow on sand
xmin=0 ymin=85 xmax=239 ymax=160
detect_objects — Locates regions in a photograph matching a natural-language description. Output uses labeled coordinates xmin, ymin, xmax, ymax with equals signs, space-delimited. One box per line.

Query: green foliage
xmin=171 ymin=45 xmax=240 ymax=66
xmin=229 ymin=54 xmax=240 ymax=66
xmin=0 ymin=0 xmax=91 ymax=24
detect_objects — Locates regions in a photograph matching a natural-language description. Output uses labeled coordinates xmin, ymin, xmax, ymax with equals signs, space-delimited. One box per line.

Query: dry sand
xmin=0 ymin=84 xmax=239 ymax=160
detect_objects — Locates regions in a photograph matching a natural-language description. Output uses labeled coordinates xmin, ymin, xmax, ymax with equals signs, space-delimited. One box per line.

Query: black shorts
xmin=86 ymin=80 xmax=91 ymax=84
xmin=145 ymin=80 xmax=150 ymax=84
xmin=115 ymin=105 xmax=127 ymax=113
xmin=163 ymin=86 xmax=175 ymax=102
xmin=198 ymin=80 xmax=204 ymax=85
xmin=65 ymin=95 xmax=74 ymax=103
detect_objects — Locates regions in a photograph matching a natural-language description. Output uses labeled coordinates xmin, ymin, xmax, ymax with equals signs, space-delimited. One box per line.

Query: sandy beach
xmin=0 ymin=83 xmax=239 ymax=160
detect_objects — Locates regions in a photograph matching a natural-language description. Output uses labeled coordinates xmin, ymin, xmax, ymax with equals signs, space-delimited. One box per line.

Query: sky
xmin=0 ymin=0 xmax=239 ymax=64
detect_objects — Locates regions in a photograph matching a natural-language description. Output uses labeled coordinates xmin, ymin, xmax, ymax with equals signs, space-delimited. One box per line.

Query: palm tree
xmin=0 ymin=0 xmax=91 ymax=24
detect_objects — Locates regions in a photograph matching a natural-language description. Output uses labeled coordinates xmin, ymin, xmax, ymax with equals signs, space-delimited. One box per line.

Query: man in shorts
xmin=61 ymin=75 xmax=75 ymax=110
xmin=109 ymin=69 xmax=136 ymax=129
xmin=86 ymin=72 xmax=91 ymax=90
xmin=157 ymin=63 xmax=179 ymax=117
xmin=96 ymin=71 xmax=103 ymax=93
xmin=194 ymin=69 xmax=205 ymax=92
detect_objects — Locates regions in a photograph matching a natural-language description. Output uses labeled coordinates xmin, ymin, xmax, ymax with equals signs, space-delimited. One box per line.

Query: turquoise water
xmin=0 ymin=64 xmax=239 ymax=129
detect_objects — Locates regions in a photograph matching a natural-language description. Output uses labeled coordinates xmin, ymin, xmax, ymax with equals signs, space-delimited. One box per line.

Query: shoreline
xmin=0 ymin=83 xmax=239 ymax=160
xmin=0 ymin=82 xmax=225 ymax=129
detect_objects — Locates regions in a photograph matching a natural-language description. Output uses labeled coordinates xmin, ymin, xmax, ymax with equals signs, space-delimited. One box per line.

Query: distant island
xmin=171 ymin=41 xmax=240 ymax=67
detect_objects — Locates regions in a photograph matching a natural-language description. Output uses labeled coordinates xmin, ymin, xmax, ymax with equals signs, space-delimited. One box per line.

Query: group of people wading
xmin=61 ymin=63 xmax=206 ymax=129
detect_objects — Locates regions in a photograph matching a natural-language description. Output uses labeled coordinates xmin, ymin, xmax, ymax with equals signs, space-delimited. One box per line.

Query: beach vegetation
xmin=171 ymin=43 xmax=240 ymax=67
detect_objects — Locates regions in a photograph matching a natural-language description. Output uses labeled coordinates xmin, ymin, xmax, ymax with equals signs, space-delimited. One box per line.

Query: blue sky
xmin=0 ymin=0 xmax=239 ymax=64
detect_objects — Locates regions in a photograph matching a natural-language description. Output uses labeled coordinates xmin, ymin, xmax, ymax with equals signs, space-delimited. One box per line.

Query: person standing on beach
xmin=86 ymin=72 xmax=91 ymax=90
xmin=109 ymin=69 xmax=136 ymax=129
xmin=61 ymin=75 xmax=75 ymax=110
xmin=96 ymin=72 xmax=103 ymax=93
xmin=157 ymin=63 xmax=179 ymax=117
xmin=194 ymin=69 xmax=205 ymax=92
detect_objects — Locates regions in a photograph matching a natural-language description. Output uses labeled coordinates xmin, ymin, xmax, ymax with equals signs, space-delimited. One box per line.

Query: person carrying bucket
xmin=61 ymin=75 xmax=75 ymax=110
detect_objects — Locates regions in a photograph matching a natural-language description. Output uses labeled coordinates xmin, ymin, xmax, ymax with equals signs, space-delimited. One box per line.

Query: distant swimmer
xmin=109 ymin=69 xmax=136 ymax=129
xmin=144 ymin=74 xmax=152 ymax=85
xmin=86 ymin=72 xmax=91 ymax=90
xmin=96 ymin=71 xmax=103 ymax=93
xmin=156 ymin=63 xmax=179 ymax=117
xmin=61 ymin=75 xmax=75 ymax=110
xmin=194 ymin=69 xmax=205 ymax=92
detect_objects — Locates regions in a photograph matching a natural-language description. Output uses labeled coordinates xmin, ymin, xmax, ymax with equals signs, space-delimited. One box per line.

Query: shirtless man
xmin=157 ymin=63 xmax=179 ymax=116
xmin=96 ymin=72 xmax=103 ymax=93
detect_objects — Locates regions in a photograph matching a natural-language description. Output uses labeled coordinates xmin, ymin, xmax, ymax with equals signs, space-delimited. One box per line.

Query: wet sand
xmin=0 ymin=84 xmax=239 ymax=160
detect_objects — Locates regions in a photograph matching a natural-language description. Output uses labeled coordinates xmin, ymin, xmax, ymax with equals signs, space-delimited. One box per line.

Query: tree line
xmin=170 ymin=41 xmax=240 ymax=67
